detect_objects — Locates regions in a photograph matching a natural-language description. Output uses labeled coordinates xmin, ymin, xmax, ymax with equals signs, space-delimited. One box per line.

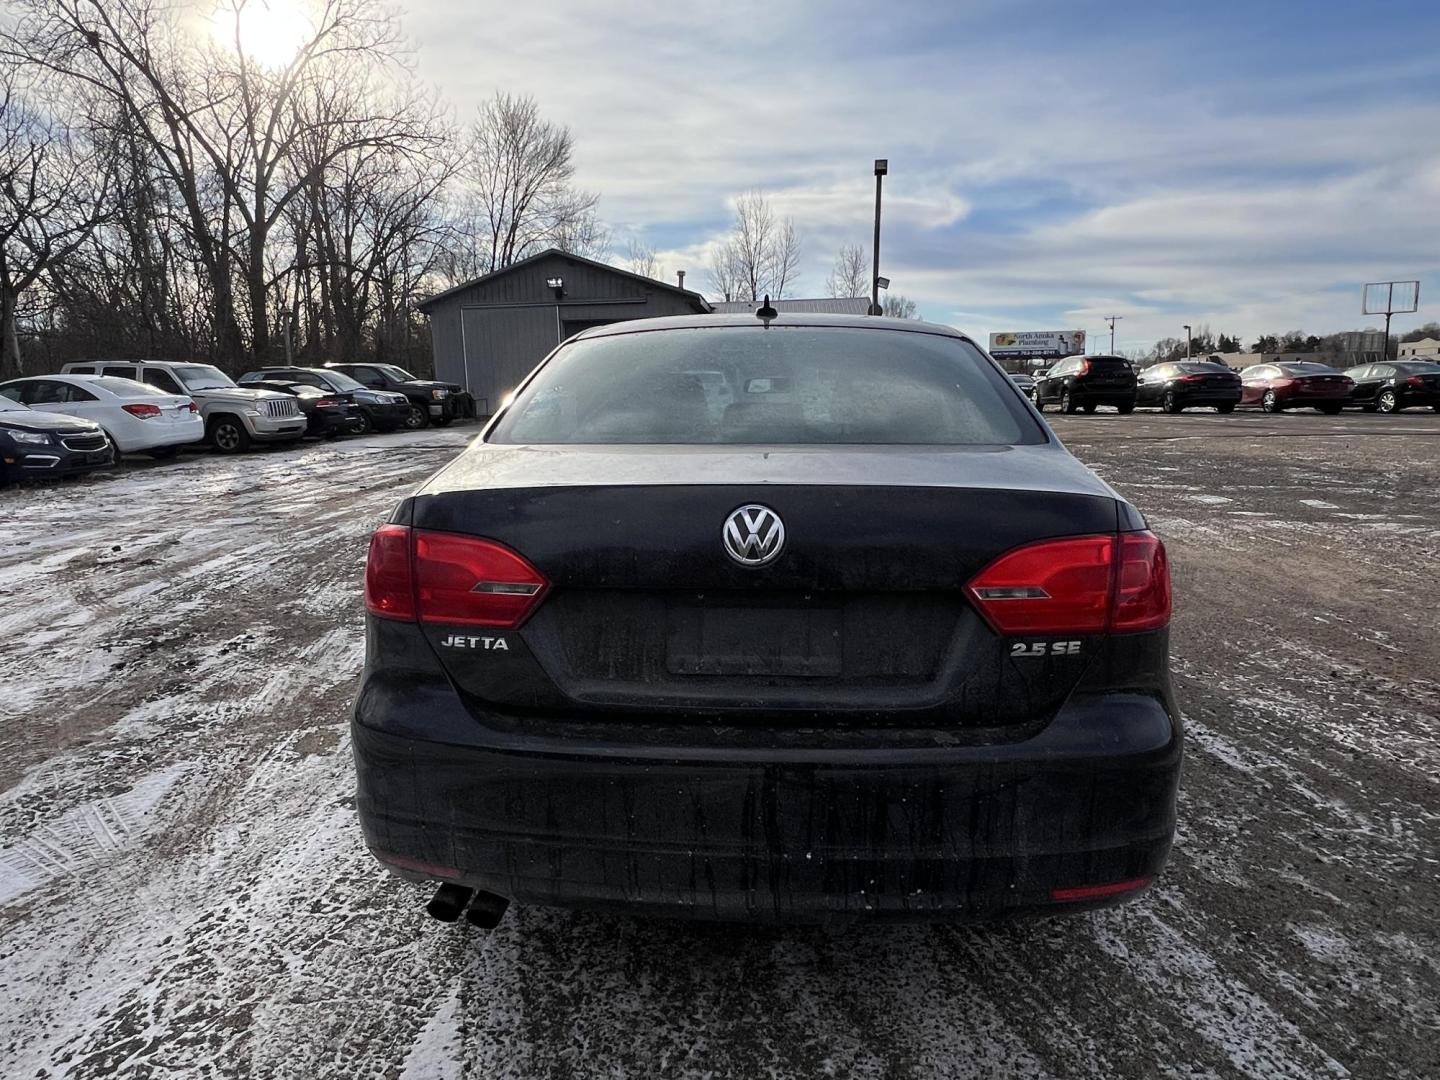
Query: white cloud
xmin=407 ymin=1 xmax=1440 ymax=344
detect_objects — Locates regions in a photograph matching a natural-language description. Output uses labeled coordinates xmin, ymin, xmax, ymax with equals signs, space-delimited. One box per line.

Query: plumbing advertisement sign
xmin=988 ymin=330 xmax=1086 ymax=359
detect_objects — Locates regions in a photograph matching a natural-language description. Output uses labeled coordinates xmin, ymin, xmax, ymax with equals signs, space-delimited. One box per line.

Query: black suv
xmin=1033 ymin=355 xmax=1137 ymax=414
xmin=324 ymin=363 xmax=474 ymax=429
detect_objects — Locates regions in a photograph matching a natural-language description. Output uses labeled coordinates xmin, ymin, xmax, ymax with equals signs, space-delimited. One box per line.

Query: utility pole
xmin=1183 ymin=324 xmax=1192 ymax=360
xmin=1105 ymin=315 xmax=1122 ymax=354
xmin=870 ymin=159 xmax=887 ymax=316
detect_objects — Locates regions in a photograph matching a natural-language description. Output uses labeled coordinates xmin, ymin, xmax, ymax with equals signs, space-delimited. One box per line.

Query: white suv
xmin=62 ymin=361 xmax=306 ymax=453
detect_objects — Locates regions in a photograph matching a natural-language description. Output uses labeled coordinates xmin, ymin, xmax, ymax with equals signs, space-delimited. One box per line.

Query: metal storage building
xmin=416 ymin=249 xmax=711 ymax=415
xmin=709 ymin=297 xmax=871 ymax=316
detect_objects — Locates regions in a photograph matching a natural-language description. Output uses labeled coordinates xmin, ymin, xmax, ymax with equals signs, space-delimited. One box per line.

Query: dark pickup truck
xmin=324 ymin=363 xmax=475 ymax=429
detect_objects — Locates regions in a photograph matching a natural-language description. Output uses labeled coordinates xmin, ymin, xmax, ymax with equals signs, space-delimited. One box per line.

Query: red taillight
xmin=365 ymin=524 xmax=549 ymax=628
xmin=1111 ymin=531 xmax=1171 ymax=631
xmin=966 ymin=530 xmax=1170 ymax=635
xmin=1076 ymin=359 xmax=1091 ymax=376
xmin=1407 ymin=376 xmax=1426 ymax=390
xmin=186 ymin=402 xmax=198 ymax=413
xmin=315 ymin=397 xmax=339 ymax=407
xmin=1177 ymin=374 xmax=1205 ymax=383
xmin=967 ymin=535 xmax=1114 ymax=634
xmin=414 ymin=530 xmax=548 ymax=627
xmin=1051 ymin=876 xmax=1152 ymax=902
xmin=121 ymin=403 xmax=162 ymax=418
xmin=364 ymin=524 xmax=416 ymax=621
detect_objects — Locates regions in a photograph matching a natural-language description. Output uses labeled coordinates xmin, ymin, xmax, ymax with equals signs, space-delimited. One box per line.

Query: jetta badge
xmin=723 ymin=504 xmax=785 ymax=567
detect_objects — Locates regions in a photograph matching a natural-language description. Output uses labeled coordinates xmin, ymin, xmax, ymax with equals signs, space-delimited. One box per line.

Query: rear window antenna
xmin=755 ymin=295 xmax=778 ymax=324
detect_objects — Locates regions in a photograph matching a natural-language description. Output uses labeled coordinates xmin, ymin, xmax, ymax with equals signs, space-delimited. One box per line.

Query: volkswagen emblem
xmin=723 ymin=504 xmax=785 ymax=567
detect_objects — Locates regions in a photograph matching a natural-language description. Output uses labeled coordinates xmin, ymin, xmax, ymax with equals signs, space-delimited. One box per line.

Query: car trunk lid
xmin=406 ymin=445 xmax=1126 ymax=728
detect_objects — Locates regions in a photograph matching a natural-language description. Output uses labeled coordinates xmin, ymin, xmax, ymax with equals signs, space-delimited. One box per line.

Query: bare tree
xmin=771 ymin=216 xmax=800 ymax=299
xmin=283 ymin=81 xmax=452 ymax=362
xmin=0 ymin=5 xmax=616 ymax=372
xmin=705 ymin=189 xmax=802 ymax=301
xmin=881 ymin=293 xmax=920 ymax=319
xmin=625 ymin=238 xmax=661 ymax=281
xmin=548 ymin=199 xmax=609 ymax=260
xmin=706 ymin=240 xmax=744 ymax=303
xmin=825 ymin=243 xmax=868 ymax=298
xmin=43 ymin=103 xmax=209 ymax=363
xmin=0 ymin=67 xmax=114 ymax=377
xmin=3 ymin=0 xmax=424 ymax=365
xmin=458 ymin=92 xmax=600 ymax=275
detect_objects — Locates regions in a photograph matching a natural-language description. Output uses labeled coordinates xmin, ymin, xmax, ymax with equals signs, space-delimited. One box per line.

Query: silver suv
xmin=62 ymin=361 xmax=306 ymax=453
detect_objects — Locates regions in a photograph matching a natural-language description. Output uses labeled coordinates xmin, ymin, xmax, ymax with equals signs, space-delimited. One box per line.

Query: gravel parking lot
xmin=2 ymin=411 xmax=1438 ymax=1079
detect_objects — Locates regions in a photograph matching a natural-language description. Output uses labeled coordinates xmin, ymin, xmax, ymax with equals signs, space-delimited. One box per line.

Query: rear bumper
xmin=352 ymin=680 xmax=1181 ymax=923
xmin=1176 ymin=389 xmax=1242 ymax=405
xmin=309 ymin=408 xmax=364 ymax=436
xmin=133 ymin=417 xmax=205 ymax=450
xmin=364 ymin=402 xmax=411 ymax=427
xmin=1072 ymin=388 xmax=1137 ymax=404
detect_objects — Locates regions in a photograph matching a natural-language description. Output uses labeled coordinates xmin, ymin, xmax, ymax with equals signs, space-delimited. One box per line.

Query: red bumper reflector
xmin=372 ymin=849 xmax=461 ymax=879
xmin=1051 ymin=876 xmax=1153 ymax=902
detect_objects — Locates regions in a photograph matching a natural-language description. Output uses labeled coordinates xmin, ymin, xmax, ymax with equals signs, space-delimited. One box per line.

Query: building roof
xmin=416 ymin=248 xmax=711 ymax=312
xmin=708 ymin=297 xmax=872 ymax=316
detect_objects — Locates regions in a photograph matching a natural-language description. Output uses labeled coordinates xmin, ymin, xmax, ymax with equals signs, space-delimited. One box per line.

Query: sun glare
xmin=210 ymin=1 xmax=312 ymax=70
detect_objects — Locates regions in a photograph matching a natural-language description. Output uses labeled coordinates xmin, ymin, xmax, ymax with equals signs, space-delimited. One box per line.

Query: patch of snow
xmin=0 ymin=762 xmax=190 ymax=905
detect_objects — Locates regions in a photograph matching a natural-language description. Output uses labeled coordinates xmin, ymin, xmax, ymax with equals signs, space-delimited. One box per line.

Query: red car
xmin=1239 ymin=362 xmax=1353 ymax=414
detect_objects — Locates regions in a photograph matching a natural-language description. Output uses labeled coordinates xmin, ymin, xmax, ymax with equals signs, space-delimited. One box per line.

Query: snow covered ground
xmin=1 ymin=413 xmax=1437 ymax=1079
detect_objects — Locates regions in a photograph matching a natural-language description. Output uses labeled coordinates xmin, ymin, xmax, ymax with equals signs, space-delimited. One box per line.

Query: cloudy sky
xmin=407 ymin=0 xmax=1439 ymax=352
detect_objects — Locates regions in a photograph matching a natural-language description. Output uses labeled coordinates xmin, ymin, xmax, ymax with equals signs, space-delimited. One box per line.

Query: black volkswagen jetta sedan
xmin=353 ymin=314 xmax=1180 ymax=926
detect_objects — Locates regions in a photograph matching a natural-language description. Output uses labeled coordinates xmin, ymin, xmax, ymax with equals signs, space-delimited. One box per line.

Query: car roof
xmin=568 ymin=312 xmax=976 ymax=345
xmin=9 ymin=373 xmax=102 ymax=381
xmin=66 ymin=359 xmax=195 ymax=367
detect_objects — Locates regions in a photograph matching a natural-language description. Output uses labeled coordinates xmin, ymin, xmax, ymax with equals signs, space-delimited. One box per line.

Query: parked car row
xmin=1009 ymin=357 xmax=1440 ymax=414
xmin=0 ymin=359 xmax=476 ymax=487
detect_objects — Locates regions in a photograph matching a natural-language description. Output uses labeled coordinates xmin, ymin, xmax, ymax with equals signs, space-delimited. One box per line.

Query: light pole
xmin=1183 ymin=324 xmax=1192 ymax=360
xmin=547 ymin=277 xmax=565 ymax=344
xmin=1105 ymin=315 xmax=1122 ymax=354
xmin=870 ymin=159 xmax=887 ymax=316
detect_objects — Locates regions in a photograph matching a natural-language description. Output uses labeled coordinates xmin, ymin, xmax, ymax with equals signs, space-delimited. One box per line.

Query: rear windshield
xmin=487 ymin=326 xmax=1043 ymax=445
xmin=321 ymin=370 xmax=366 ymax=391
xmin=174 ymin=364 xmax=235 ymax=390
xmin=91 ymin=377 xmax=167 ymax=396
xmin=1175 ymin=362 xmax=1229 ymax=373
xmin=1394 ymin=361 xmax=1440 ymax=374
xmin=1087 ymin=356 xmax=1131 ymax=370
xmin=1276 ymin=363 xmax=1336 ymax=375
